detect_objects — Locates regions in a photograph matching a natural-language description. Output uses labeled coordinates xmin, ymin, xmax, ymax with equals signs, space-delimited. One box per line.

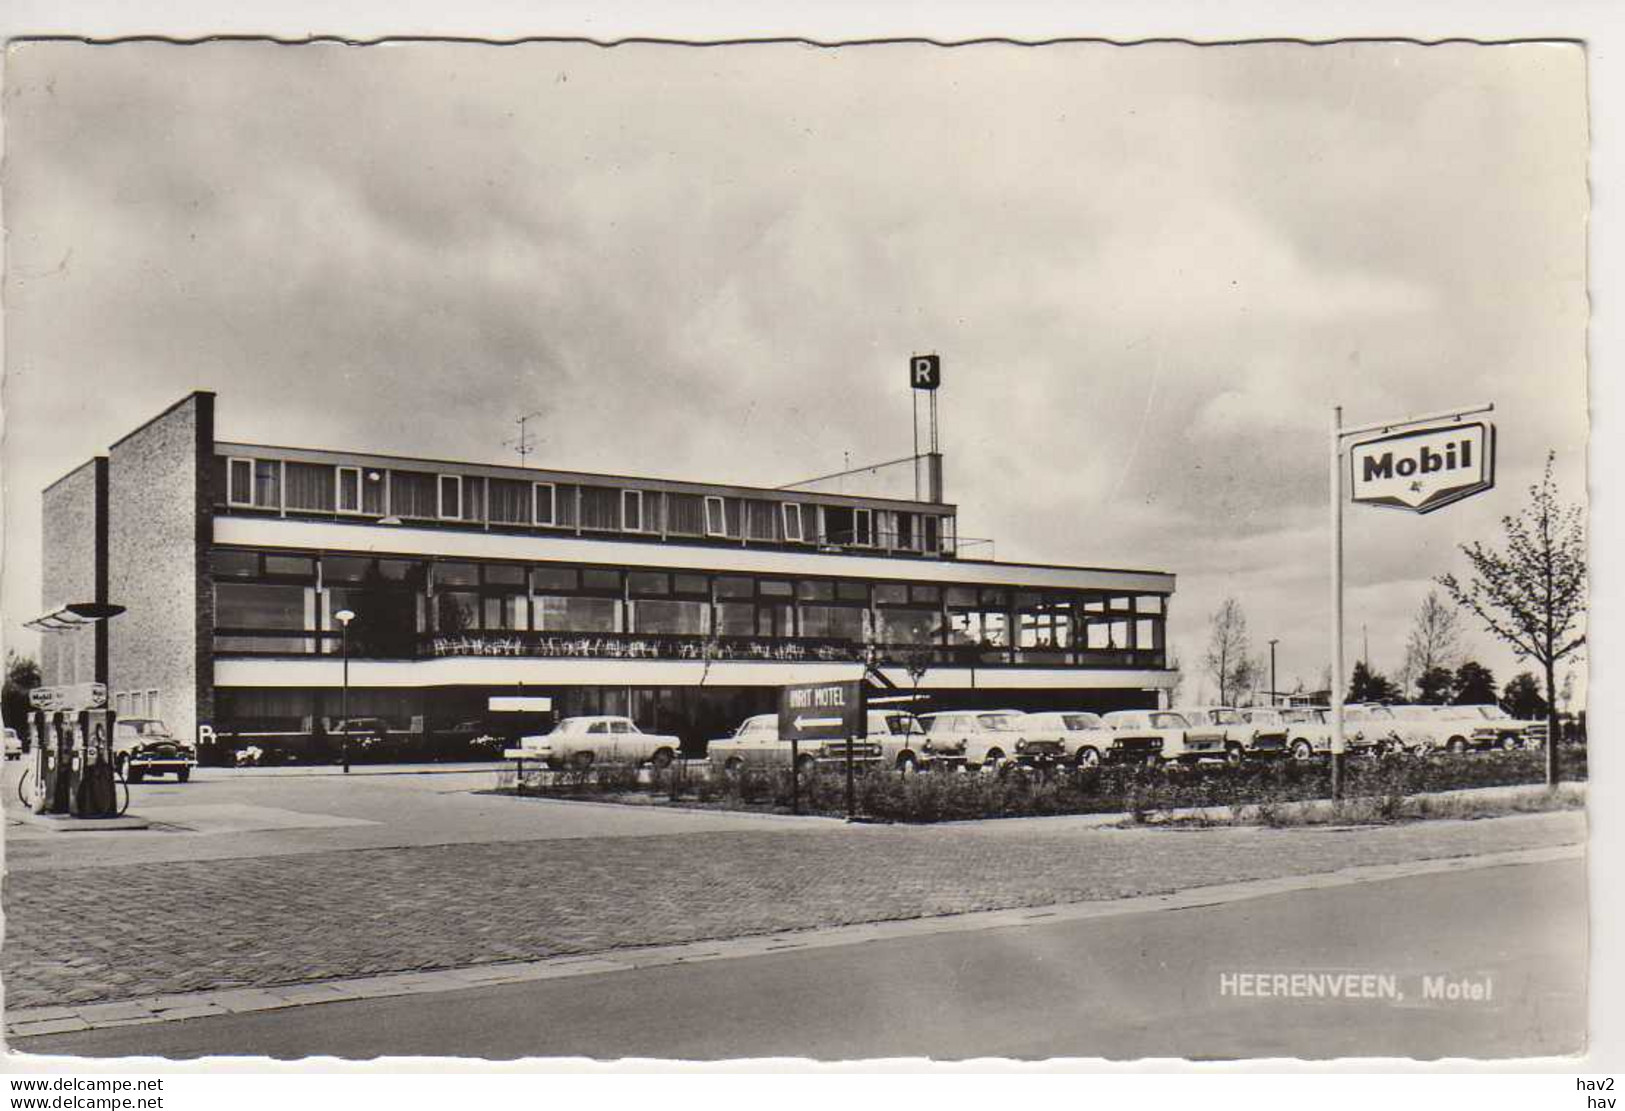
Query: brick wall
xmin=106 ymin=393 xmax=215 ymax=743
xmin=39 ymin=458 xmax=107 ymax=686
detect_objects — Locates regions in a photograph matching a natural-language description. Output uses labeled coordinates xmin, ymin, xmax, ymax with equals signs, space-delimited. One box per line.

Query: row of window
xmin=114 ymin=689 xmax=162 ymax=721
xmin=219 ymin=455 xmax=948 ymax=552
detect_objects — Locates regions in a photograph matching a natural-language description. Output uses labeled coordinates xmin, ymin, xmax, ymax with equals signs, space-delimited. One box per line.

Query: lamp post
xmin=335 ymin=609 xmax=356 ymax=774
xmin=1268 ymin=639 xmax=1279 ymax=707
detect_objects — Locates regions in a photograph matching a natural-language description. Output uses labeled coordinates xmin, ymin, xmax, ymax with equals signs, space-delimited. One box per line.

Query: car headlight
xmin=1016 ymin=739 xmax=1027 ymax=753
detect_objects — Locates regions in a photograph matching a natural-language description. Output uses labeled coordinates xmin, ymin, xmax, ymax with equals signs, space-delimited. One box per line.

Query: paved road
xmin=17 ymin=857 xmax=1584 ymax=1061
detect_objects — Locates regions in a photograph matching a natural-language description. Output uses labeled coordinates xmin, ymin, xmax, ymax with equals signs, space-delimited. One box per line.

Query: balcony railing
xmin=423 ymin=632 xmax=862 ymax=664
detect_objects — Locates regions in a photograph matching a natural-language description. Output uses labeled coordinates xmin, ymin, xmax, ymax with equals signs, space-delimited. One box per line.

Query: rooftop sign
xmin=1349 ymin=421 xmax=1495 ymax=514
xmin=910 ymin=354 xmax=941 ymax=391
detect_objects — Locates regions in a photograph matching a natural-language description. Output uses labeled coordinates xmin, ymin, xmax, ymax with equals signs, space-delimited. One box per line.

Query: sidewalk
xmin=1 ymin=805 xmax=1585 ymax=1015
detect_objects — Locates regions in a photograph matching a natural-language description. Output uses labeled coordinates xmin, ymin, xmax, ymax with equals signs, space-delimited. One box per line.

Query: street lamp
xmin=1268 ymin=639 xmax=1279 ymax=707
xmin=334 ymin=609 xmax=356 ymax=774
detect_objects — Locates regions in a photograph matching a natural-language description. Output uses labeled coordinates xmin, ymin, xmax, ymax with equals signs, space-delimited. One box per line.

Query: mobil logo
xmin=1349 ymin=421 xmax=1495 ymax=514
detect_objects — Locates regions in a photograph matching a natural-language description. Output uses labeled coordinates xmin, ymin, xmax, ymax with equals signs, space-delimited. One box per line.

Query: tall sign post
xmin=1331 ymin=402 xmax=1496 ymax=799
xmin=780 ymin=679 xmax=866 ymax=820
xmin=910 ymin=354 xmax=942 ymax=504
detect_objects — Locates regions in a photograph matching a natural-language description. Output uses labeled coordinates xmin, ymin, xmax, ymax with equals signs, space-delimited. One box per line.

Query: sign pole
xmin=1330 ymin=405 xmax=1346 ymax=802
xmin=845 ymin=735 xmax=856 ymax=821
xmin=790 ymin=737 xmax=800 ymax=815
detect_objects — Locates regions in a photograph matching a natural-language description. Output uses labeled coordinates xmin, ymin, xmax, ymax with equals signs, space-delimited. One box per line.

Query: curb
xmin=4 ymin=840 xmax=1583 ymax=1041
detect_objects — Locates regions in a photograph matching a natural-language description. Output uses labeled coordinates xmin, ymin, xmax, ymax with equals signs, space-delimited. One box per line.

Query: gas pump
xmin=27 ymin=683 xmax=119 ymax=818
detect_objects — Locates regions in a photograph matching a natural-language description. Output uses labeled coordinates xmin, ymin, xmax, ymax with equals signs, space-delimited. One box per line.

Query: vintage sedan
xmin=4 ymin=726 xmax=22 ymax=760
xmin=1016 ymin=711 xmax=1161 ymax=768
xmin=918 ymin=709 xmax=1067 ymax=771
xmin=113 ymin=718 xmax=197 ymax=783
xmin=1236 ymin=707 xmax=1295 ymax=759
xmin=1274 ymin=705 xmax=1384 ymax=760
xmin=1181 ymin=706 xmax=1286 ymax=763
xmin=1101 ymin=709 xmax=1226 ymax=766
xmin=1389 ymin=704 xmax=1533 ymax=754
xmin=518 ymin=716 xmax=682 ymax=770
xmin=707 ymin=710 xmax=924 ymax=774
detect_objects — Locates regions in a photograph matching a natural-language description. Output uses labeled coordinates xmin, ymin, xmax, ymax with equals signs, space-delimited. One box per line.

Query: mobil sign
xmin=1349 ymin=421 xmax=1495 ymax=514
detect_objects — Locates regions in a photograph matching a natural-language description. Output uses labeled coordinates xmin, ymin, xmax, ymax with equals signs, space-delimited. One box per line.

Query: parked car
xmin=1180 ymin=706 xmax=1285 ymax=763
xmin=918 ymin=709 xmax=1068 ymax=772
xmin=518 ymin=716 xmax=681 ymax=770
xmin=4 ymin=726 xmax=22 ymax=760
xmin=1452 ymin=704 xmax=1545 ymax=750
xmin=112 ymin=718 xmax=196 ymax=782
xmin=1015 ymin=711 xmax=1160 ymax=768
xmin=1236 ymin=707 xmax=1296 ymax=759
xmin=1100 ymin=709 xmax=1226 ymax=766
xmin=1274 ymin=705 xmax=1382 ymax=761
xmin=1389 ymin=704 xmax=1533 ymax=754
xmin=707 ymin=710 xmax=925 ymax=774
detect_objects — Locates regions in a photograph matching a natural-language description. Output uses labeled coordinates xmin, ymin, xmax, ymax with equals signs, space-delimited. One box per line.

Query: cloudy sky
xmin=1 ymin=39 xmax=1588 ymax=699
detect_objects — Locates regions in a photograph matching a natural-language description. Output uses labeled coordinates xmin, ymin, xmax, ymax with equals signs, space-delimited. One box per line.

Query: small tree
xmin=1502 ymin=672 xmax=1548 ymax=720
xmin=1165 ymin=647 xmax=1185 ymax=705
xmin=1415 ymin=665 xmax=1455 ymax=705
xmin=1452 ymin=660 xmax=1499 ymax=705
xmin=1346 ymin=660 xmax=1400 ymax=704
xmin=1400 ymin=590 xmax=1464 ymax=698
xmin=1203 ymin=597 xmax=1256 ymax=706
xmin=3 ymin=651 xmax=43 ymax=732
xmin=1439 ymin=454 xmax=1585 ymax=784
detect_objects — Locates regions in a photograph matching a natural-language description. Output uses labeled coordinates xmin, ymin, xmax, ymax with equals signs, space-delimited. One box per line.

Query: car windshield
xmin=1061 ymin=713 xmax=1104 ymax=730
xmin=882 ymin=714 xmax=923 ymax=736
xmin=552 ymin=719 xmax=592 ymax=735
xmin=1151 ymin=712 xmax=1189 ymax=729
xmin=119 ymin=720 xmax=171 ymax=736
xmin=976 ymin=713 xmax=1022 ymax=731
xmin=1279 ymin=710 xmax=1312 ymax=723
xmin=1473 ymin=706 xmax=1511 ymax=720
xmin=740 ymin=716 xmax=777 ymax=735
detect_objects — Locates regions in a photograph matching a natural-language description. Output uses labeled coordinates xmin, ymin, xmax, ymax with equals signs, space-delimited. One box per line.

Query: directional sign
xmin=910 ymin=354 xmax=941 ymax=391
xmin=1350 ymin=421 xmax=1495 ymax=515
xmin=779 ymin=680 xmax=866 ymax=741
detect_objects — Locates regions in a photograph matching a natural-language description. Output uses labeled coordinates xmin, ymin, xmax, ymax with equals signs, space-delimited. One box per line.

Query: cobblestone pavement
xmin=1 ymin=810 xmax=1583 ymax=1010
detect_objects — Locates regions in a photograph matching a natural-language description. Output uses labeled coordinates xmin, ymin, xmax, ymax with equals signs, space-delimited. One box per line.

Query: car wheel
xmin=723 ymin=757 xmax=744 ymax=778
xmin=176 ymin=768 xmax=190 ymax=783
xmin=1074 ymin=746 xmax=1102 ymax=770
xmin=896 ymin=753 xmax=919 ymax=775
xmin=1447 ymin=738 xmax=1468 ymax=756
xmin=1499 ymin=735 xmax=1518 ymax=753
xmin=649 ymin=748 xmax=675 ymax=770
xmin=1292 ymin=740 xmax=1315 ymax=762
xmin=1225 ymin=743 xmax=1245 ymax=768
xmin=570 ymin=751 xmax=595 ymax=771
xmin=795 ymin=754 xmax=817 ymax=776
xmin=979 ymin=748 xmax=1006 ymax=775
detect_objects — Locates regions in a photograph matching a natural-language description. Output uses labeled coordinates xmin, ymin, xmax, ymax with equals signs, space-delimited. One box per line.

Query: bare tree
xmin=1165 ymin=647 xmax=1185 ymax=705
xmin=1439 ymin=454 xmax=1586 ymax=785
xmin=1202 ymin=597 xmax=1256 ymax=706
xmin=1399 ymin=590 xmax=1463 ymax=699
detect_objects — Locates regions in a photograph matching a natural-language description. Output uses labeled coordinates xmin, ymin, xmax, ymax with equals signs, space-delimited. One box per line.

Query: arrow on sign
xmin=795 ymin=715 xmax=844 ymax=730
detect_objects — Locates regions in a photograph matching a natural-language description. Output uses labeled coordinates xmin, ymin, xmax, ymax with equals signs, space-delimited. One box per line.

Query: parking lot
xmin=1 ymin=758 xmax=1587 ymax=1016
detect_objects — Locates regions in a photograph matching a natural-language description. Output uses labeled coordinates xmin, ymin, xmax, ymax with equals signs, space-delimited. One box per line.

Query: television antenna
xmin=504 ymin=410 xmax=544 ymax=467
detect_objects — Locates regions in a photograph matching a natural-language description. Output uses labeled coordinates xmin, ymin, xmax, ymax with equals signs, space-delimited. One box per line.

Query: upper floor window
xmin=781 ymin=503 xmax=805 ymax=542
xmin=704 ymin=496 xmax=727 ymax=538
xmin=336 ymin=467 xmax=363 ymax=514
xmin=622 ymin=490 xmax=644 ymax=532
xmin=853 ymin=508 xmax=873 ymax=546
xmin=534 ymin=483 xmax=556 ymax=526
xmin=438 ymin=475 xmax=462 ymax=520
xmin=227 ymin=458 xmax=255 ymax=507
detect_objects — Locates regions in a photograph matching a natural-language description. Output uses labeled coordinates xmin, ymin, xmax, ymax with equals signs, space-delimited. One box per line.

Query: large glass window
xmin=254 ymin=461 xmax=281 ymax=509
xmin=634 ymin=599 xmax=712 ymax=636
xmin=874 ymin=607 xmax=941 ymax=645
xmin=215 ymin=583 xmax=308 ymax=653
xmin=434 ymin=592 xmax=479 ymax=634
xmin=212 ymin=550 xmax=260 ymax=579
xmin=533 ymin=596 xmax=623 ymax=633
xmin=488 ymin=478 xmax=531 ymax=525
xmin=390 ymin=471 xmax=437 ymax=518
xmin=434 ymin=562 xmax=479 ymax=588
xmin=580 ymin=487 xmax=620 ymax=530
xmin=484 ymin=595 xmax=529 ymax=631
xmin=668 ymin=493 xmax=704 ymax=536
xmin=799 ymin=605 xmax=865 ymax=641
xmin=716 ymin=602 xmax=756 ymax=636
xmin=285 ymin=462 xmax=335 ymax=511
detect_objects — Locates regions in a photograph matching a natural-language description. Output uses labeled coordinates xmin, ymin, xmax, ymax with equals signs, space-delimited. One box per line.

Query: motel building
xmin=37 ymin=392 xmax=1177 ymax=763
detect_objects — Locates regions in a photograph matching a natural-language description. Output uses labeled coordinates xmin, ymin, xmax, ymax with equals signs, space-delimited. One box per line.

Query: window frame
xmin=533 ymin=482 xmax=556 ymax=526
xmin=335 ymin=466 xmax=364 ymax=515
xmin=781 ymin=502 xmax=805 ymax=542
xmin=227 ymin=456 xmax=257 ymax=508
xmin=853 ymin=507 xmax=874 ymax=547
xmin=437 ymin=474 xmax=463 ymax=521
xmin=622 ymin=489 xmax=644 ymax=533
xmin=704 ymin=495 xmax=727 ymax=538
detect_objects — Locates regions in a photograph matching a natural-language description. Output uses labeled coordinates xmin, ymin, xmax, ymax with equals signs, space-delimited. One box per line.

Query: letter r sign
xmin=910 ymin=354 xmax=941 ymax=390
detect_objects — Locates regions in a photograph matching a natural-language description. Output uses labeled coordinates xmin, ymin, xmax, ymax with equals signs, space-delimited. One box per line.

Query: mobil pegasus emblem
xmin=1349 ymin=421 xmax=1495 ymax=514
